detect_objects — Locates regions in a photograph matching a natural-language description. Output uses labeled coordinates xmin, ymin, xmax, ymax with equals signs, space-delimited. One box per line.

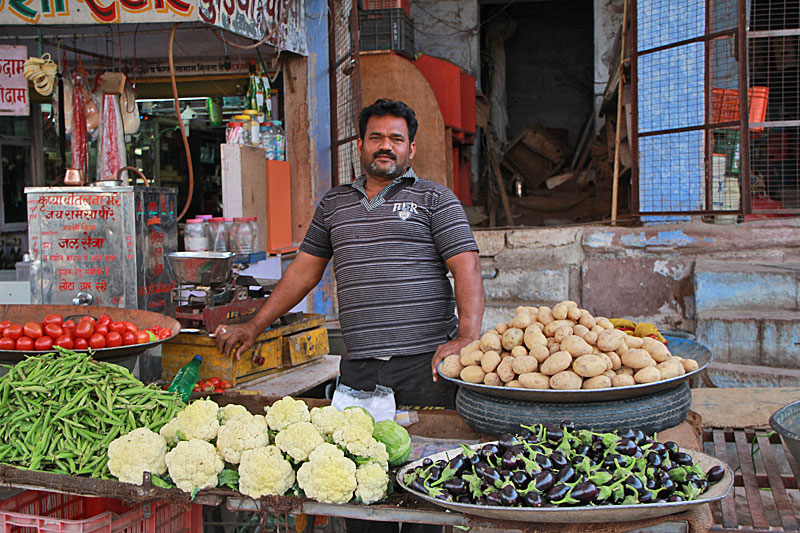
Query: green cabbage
xmin=372 ymin=420 xmax=411 ymax=466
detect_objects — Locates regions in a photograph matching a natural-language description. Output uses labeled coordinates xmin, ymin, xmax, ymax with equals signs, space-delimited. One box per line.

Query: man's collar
xmin=351 ymin=168 xmax=419 ymax=189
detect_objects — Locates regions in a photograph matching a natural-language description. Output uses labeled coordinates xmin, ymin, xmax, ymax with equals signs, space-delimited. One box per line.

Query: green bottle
xmin=167 ymin=355 xmax=202 ymax=402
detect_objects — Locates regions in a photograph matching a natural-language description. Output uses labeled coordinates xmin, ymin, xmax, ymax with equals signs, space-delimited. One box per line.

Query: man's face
xmin=357 ymin=115 xmax=416 ymax=181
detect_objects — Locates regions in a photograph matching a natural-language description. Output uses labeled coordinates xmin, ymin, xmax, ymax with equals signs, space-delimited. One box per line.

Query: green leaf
xmin=462 ymin=472 xmax=484 ymax=499
xmin=190 ymin=487 xmax=200 ymax=500
xmin=218 ymin=468 xmax=240 ymax=490
xmin=150 ymin=475 xmax=175 ymax=489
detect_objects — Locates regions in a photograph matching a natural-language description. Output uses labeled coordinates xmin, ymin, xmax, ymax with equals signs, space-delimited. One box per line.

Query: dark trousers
xmin=340 ymin=353 xmax=451 ymax=533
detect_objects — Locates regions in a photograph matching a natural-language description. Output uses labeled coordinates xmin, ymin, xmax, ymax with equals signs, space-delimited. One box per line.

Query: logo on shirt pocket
xmin=392 ymin=201 xmax=418 ymax=221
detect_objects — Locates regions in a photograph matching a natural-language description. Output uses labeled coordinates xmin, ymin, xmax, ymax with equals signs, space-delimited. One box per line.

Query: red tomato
xmin=16 ymin=336 xmax=34 ymax=351
xmin=0 ymin=337 xmax=15 ymax=350
xmin=123 ymin=321 xmax=138 ymax=333
xmin=201 ymin=382 xmax=216 ymax=392
xmin=23 ymin=322 xmax=43 ymax=340
xmin=43 ymin=323 xmax=64 ymax=339
xmin=34 ymin=336 xmax=53 ymax=351
xmin=79 ymin=315 xmax=96 ymax=324
xmin=0 ymin=320 xmax=11 ymax=336
xmin=62 ymin=319 xmax=77 ymax=329
xmin=193 ymin=384 xmax=201 ymax=392
xmin=3 ymin=324 xmax=21 ymax=340
xmin=219 ymin=379 xmax=232 ymax=389
xmin=157 ymin=328 xmax=172 ymax=340
xmin=88 ymin=333 xmax=106 ymax=349
xmin=73 ymin=337 xmax=88 ymax=350
xmin=97 ymin=314 xmax=112 ymax=326
xmin=105 ymin=331 xmax=122 ymax=347
xmin=75 ymin=320 xmax=94 ymax=339
xmin=208 ymin=377 xmax=221 ymax=386
xmin=54 ymin=335 xmax=74 ymax=349
xmin=109 ymin=321 xmax=125 ymax=335
xmin=135 ymin=330 xmax=151 ymax=344
xmin=122 ymin=331 xmax=137 ymax=346
xmin=43 ymin=313 xmax=64 ymax=326
xmin=94 ymin=324 xmax=109 ymax=337
xmin=151 ymin=325 xmax=163 ymax=333
xmin=214 ymin=387 xmax=226 ymax=393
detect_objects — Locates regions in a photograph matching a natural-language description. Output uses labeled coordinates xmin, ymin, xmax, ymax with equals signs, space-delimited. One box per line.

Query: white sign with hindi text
xmin=0 ymin=45 xmax=28 ymax=116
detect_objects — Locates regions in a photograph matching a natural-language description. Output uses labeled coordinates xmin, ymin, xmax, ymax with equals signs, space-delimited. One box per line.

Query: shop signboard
xmin=0 ymin=45 xmax=28 ymax=117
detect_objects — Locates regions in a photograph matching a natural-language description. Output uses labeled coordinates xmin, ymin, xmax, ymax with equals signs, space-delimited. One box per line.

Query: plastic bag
xmin=331 ymin=383 xmax=396 ymax=423
xmin=97 ymin=93 xmax=127 ymax=181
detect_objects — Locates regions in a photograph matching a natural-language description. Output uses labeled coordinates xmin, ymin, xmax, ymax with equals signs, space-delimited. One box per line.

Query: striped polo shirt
xmin=299 ymin=167 xmax=479 ymax=360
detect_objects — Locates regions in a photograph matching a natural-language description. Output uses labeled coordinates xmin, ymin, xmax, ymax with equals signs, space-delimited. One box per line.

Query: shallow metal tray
xmin=0 ymin=304 xmax=181 ymax=363
xmin=396 ymin=442 xmax=733 ymax=524
xmin=438 ymin=335 xmax=712 ymax=403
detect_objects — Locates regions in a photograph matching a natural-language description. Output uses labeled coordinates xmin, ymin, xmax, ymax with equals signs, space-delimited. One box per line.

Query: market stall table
xmin=235 ymin=354 xmax=340 ymax=397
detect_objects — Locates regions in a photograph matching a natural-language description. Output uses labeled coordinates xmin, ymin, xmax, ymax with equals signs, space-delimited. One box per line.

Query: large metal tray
xmin=438 ymin=335 xmax=712 ymax=403
xmin=396 ymin=443 xmax=733 ymax=524
xmin=0 ymin=304 xmax=181 ymax=363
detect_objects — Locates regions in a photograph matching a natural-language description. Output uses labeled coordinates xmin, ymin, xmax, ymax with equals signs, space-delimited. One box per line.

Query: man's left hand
xmin=431 ymin=337 xmax=474 ymax=382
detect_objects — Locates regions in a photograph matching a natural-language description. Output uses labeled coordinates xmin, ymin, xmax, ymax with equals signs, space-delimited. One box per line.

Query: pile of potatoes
xmin=439 ymin=301 xmax=699 ymax=390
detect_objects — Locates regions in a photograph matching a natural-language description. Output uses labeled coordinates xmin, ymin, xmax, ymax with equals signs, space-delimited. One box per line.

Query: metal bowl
xmin=770 ymin=400 xmax=800 ymax=464
xmin=166 ymin=251 xmax=234 ymax=285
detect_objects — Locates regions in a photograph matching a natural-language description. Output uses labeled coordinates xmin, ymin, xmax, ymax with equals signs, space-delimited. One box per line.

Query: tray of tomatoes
xmin=0 ymin=304 xmax=181 ymax=362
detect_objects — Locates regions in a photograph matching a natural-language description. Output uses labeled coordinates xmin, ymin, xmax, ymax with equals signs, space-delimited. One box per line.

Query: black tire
xmin=456 ymin=382 xmax=691 ymax=436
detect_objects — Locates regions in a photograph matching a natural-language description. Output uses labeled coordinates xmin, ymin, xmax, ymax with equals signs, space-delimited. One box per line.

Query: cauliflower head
xmin=310 ymin=405 xmax=345 ymax=437
xmin=164 ymin=439 xmax=224 ymax=492
xmin=274 ymin=422 xmax=325 ymax=462
xmin=332 ymin=407 xmax=375 ymax=456
xmin=162 ymin=398 xmax=220 ymax=442
xmin=216 ymin=413 xmax=270 ymax=464
xmin=360 ymin=438 xmax=389 ymax=471
xmin=296 ymin=443 xmax=357 ymax=504
xmin=219 ymin=404 xmax=250 ymax=424
xmin=265 ymin=396 xmax=310 ymax=431
xmin=107 ymin=427 xmax=167 ymax=485
xmin=355 ymin=463 xmax=390 ymax=504
xmin=158 ymin=417 xmax=180 ymax=446
xmin=238 ymin=446 xmax=296 ymax=499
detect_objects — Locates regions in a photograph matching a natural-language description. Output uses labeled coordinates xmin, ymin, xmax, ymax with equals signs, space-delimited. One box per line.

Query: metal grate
xmin=329 ymin=0 xmax=362 ymax=187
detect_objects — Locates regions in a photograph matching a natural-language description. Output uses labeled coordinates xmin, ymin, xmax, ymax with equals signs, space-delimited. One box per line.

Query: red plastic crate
xmin=711 ymin=86 xmax=769 ymax=132
xmin=0 ymin=490 xmax=201 ymax=533
xmin=363 ymin=0 xmax=409 ymax=16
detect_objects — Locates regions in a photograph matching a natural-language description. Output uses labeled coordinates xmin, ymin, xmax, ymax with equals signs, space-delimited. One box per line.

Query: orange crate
xmin=363 ymin=0 xmax=409 ymax=15
xmin=711 ymin=86 xmax=769 ymax=132
xmin=0 ymin=490 xmax=202 ymax=533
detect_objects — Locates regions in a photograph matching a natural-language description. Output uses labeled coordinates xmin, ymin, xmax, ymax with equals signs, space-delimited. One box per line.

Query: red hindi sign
xmin=0 ymin=45 xmax=28 ymax=116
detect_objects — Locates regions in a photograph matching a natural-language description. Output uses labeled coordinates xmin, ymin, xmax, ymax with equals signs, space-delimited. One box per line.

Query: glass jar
xmin=208 ymin=217 xmax=229 ymax=252
xmin=271 ymin=120 xmax=285 ymax=161
xmin=225 ymin=122 xmax=243 ymax=144
xmin=230 ymin=217 xmax=253 ymax=254
xmin=247 ymin=217 xmax=262 ymax=252
xmin=184 ymin=219 xmax=208 ymax=251
xmin=233 ymin=115 xmax=251 ymax=145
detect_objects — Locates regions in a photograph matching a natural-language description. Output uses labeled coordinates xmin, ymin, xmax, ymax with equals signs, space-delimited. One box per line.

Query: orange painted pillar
xmin=265 ymin=160 xmax=299 ymax=254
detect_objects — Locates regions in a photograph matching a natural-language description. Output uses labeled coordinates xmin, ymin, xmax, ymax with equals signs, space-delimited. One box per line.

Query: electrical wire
xmin=168 ymin=23 xmax=194 ymax=222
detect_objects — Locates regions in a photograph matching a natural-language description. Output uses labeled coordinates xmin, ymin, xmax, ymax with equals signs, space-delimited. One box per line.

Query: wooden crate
xmin=282 ymin=326 xmax=330 ymax=367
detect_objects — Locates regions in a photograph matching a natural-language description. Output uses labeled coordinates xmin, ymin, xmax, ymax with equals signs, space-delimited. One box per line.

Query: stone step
xmin=705 ymin=361 xmax=800 ymax=388
xmin=695 ymin=310 xmax=800 ymax=367
xmin=694 ymin=259 xmax=800 ymax=313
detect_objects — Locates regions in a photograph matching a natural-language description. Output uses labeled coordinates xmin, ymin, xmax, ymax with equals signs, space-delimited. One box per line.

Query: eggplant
xmin=422 ymin=458 xmax=433 ymax=468
xmin=543 ymin=425 xmax=564 ymax=443
xmin=481 ymin=443 xmax=500 ymax=459
xmin=639 ymin=491 xmax=654 ymax=504
xmin=633 ymin=429 xmax=647 ymax=445
xmin=443 ymin=478 xmax=468 ymax=495
xmin=660 ymin=478 xmax=676 ymax=495
xmin=550 ymin=451 xmax=568 ymax=469
xmin=603 ymin=453 xmax=623 ymax=468
xmin=456 ymin=494 xmax=473 ymax=504
xmin=646 ymin=451 xmax=663 ymax=468
xmin=571 ymin=481 xmax=598 ymax=504
xmin=534 ymin=470 xmax=555 ymax=493
xmin=650 ymin=442 xmax=667 ymax=455
xmin=501 ymin=451 xmax=520 ymax=471
xmin=535 ymin=454 xmax=553 ymax=470
xmin=645 ymin=478 xmax=658 ymax=491
xmin=427 ymin=466 xmax=442 ymax=483
xmin=480 ymin=467 xmax=502 ymax=486
xmin=632 ymin=449 xmax=644 ymax=459
xmin=499 ymin=469 xmax=512 ymax=481
xmin=485 ymin=492 xmax=503 ymax=507
xmin=667 ymin=494 xmax=684 ymax=503
xmin=498 ymin=433 xmax=519 ymax=452
xmin=510 ymin=470 xmax=530 ymax=489
xmin=448 ymin=455 xmax=467 ymax=476
xmin=591 ymin=440 xmax=607 ymax=455
xmin=434 ymin=459 xmax=447 ymax=468
xmin=560 ymin=419 xmax=575 ymax=431
xmin=518 ymin=427 xmax=533 ymax=440
xmin=706 ymin=465 xmax=725 ymax=484
xmin=546 ymin=483 xmax=570 ymax=502
xmin=664 ymin=441 xmax=680 ymax=457
xmin=523 ymin=491 xmax=544 ymax=507
xmin=624 ymin=475 xmax=645 ymax=495
xmin=468 ymin=453 xmax=482 ymax=465
xmin=411 ymin=476 xmax=427 ymax=494
xmin=674 ymin=451 xmax=693 ymax=466
xmin=697 ymin=479 xmax=710 ymax=493
xmin=615 ymin=438 xmax=638 ymax=456
xmin=575 ymin=444 xmax=591 ymax=456
xmin=618 ymin=428 xmax=636 ymax=441
xmin=556 ymin=466 xmax=577 ymax=484
xmin=500 ymin=484 xmax=520 ymax=506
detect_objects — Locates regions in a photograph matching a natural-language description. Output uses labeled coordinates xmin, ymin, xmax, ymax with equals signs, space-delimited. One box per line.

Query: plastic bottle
xmin=209 ymin=217 xmax=229 ymax=252
xmin=167 ymin=355 xmax=202 ymax=402
xmin=230 ymin=217 xmax=253 ymax=254
xmin=247 ymin=217 xmax=262 ymax=252
xmin=184 ymin=219 xmax=208 ymax=251
xmin=272 ymin=120 xmax=286 ymax=161
xmin=261 ymin=124 xmax=276 ymax=160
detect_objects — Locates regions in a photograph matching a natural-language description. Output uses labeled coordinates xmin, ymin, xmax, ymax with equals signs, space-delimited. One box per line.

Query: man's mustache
xmin=372 ymin=150 xmax=396 ymax=161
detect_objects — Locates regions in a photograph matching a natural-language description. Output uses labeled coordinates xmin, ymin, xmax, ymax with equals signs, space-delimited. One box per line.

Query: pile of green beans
xmin=0 ymin=348 xmax=185 ymax=478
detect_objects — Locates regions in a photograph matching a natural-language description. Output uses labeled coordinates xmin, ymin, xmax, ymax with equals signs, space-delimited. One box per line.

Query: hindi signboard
xmin=0 ymin=45 xmax=28 ymax=116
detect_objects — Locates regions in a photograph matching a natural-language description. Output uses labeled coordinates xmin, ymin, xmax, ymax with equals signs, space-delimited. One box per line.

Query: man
xmin=215 ymin=98 xmax=484 ymax=408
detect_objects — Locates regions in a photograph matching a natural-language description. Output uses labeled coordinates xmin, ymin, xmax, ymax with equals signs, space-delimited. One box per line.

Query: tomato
xmin=208 ymin=377 xmax=221 ymax=386
xmin=214 ymin=387 xmax=226 ymax=393
xmin=43 ymin=323 xmax=64 ymax=339
xmin=34 ymin=336 xmax=53 ymax=351
xmin=123 ymin=321 xmax=138 ymax=333
xmin=43 ymin=313 xmax=64 ymax=326
xmin=0 ymin=320 xmax=11 ymax=336
xmin=109 ymin=321 xmax=125 ymax=335
xmin=23 ymin=322 xmax=43 ymax=340
xmin=122 ymin=331 xmax=137 ymax=346
xmin=193 ymin=383 xmax=201 ymax=392
xmin=3 ymin=324 xmax=21 ymax=340
xmin=151 ymin=325 xmax=163 ymax=334
xmin=73 ymin=337 xmax=88 ymax=350
xmin=201 ymin=382 xmax=216 ymax=392
xmin=97 ymin=314 xmax=112 ymax=326
xmin=88 ymin=333 xmax=106 ymax=349
xmin=15 ymin=336 xmax=34 ymax=351
xmin=105 ymin=331 xmax=122 ymax=347
xmin=157 ymin=328 xmax=172 ymax=340
xmin=0 ymin=337 xmax=15 ymax=350
xmin=75 ymin=320 xmax=94 ymax=339
xmin=62 ymin=319 xmax=76 ymax=329
xmin=94 ymin=324 xmax=109 ymax=337
xmin=135 ymin=330 xmax=151 ymax=344
xmin=219 ymin=379 xmax=232 ymax=390
xmin=54 ymin=335 xmax=74 ymax=349
xmin=79 ymin=315 xmax=96 ymax=324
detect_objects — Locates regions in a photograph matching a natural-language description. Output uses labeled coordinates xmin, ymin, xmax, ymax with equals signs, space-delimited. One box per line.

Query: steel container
xmin=166 ymin=251 xmax=234 ymax=285
xmin=770 ymin=400 xmax=800 ymax=464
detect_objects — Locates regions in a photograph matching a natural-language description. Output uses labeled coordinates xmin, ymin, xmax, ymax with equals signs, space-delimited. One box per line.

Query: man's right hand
xmin=214 ymin=322 xmax=260 ymax=360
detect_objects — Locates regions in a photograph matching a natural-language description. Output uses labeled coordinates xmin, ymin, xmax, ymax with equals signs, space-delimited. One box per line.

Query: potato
xmin=642 ymin=337 xmax=671 ymax=363
xmin=439 ymin=354 xmax=464 ymax=378
xmin=501 ymin=351 xmax=513 ymax=359
xmin=501 ymin=328 xmax=524 ymax=351
xmin=596 ymin=317 xmax=614 ymax=330
xmin=512 ymin=355 xmax=539 ymax=375
xmin=524 ymin=325 xmax=547 ymax=348
xmin=549 ymin=344 xmax=561 ymax=355
xmin=560 ymin=335 xmax=593 ymax=357
xmin=572 ymin=354 xmax=607 ymax=377
xmin=625 ymin=335 xmax=644 ymax=349
xmin=544 ymin=320 xmax=575 ymax=338
xmin=583 ymin=331 xmax=598 ymax=345
xmin=524 ymin=306 xmax=539 ymax=317
xmin=657 ymin=359 xmax=685 ymax=380
xmin=634 ymin=366 xmax=661 ymax=384
xmin=506 ymin=379 xmax=523 ymax=388
xmin=496 ymin=356 xmax=516 ymax=383
xmin=459 ymin=340 xmax=480 ymax=358
xmin=461 ymin=365 xmax=486 ymax=383
xmin=621 ymin=348 xmax=655 ymax=369
xmin=480 ymin=331 xmax=502 ymax=352
xmin=606 ymin=351 xmax=622 ymax=370
xmin=550 ymin=370 xmax=583 ymax=390
xmin=481 ymin=350 xmax=502 ymax=373
xmin=578 ymin=310 xmax=597 ymax=329
xmin=537 ymin=306 xmax=554 ymax=325
xmin=509 ymin=312 xmax=533 ymax=330
xmin=515 ymin=306 xmax=529 ymax=315
xmin=532 ymin=321 xmax=545 ymax=331
xmin=495 ymin=323 xmax=509 ymax=335
xmin=566 ymin=305 xmax=583 ymax=321
xmin=598 ymin=352 xmax=613 ymax=371
xmin=611 ymin=374 xmax=636 ymax=387
xmin=518 ymin=372 xmax=550 ymax=389
xmin=617 ymin=342 xmax=629 ymax=355
xmin=592 ymin=345 xmax=602 ymax=355
xmin=681 ymin=358 xmax=699 ymax=372
xmin=461 ymin=349 xmax=484 ymax=367
xmin=528 ymin=344 xmax=551 ymax=363
xmin=602 ymin=369 xmax=617 ymax=379
xmin=572 ymin=324 xmax=589 ymax=338
xmin=552 ymin=303 xmax=569 ymax=320
xmin=483 ymin=372 xmax=503 ymax=387
xmin=540 ymin=350 xmax=572 ymax=376
xmin=591 ymin=325 xmax=605 ymax=335
xmin=596 ymin=329 xmax=624 ymax=352
xmin=553 ymin=325 xmax=574 ymax=343
xmin=511 ymin=345 xmax=528 ymax=357
xmin=583 ymin=375 xmax=612 ymax=389
xmin=617 ymin=367 xmax=635 ymax=376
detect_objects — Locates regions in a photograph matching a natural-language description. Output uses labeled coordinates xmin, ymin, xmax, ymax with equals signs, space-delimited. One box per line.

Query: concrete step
xmin=705 ymin=361 xmax=800 ymax=388
xmin=694 ymin=259 xmax=800 ymax=313
xmin=695 ymin=309 xmax=800 ymax=367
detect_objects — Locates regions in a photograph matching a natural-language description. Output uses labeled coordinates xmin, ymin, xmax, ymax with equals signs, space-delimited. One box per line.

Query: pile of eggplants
xmin=402 ymin=421 xmax=726 ymax=507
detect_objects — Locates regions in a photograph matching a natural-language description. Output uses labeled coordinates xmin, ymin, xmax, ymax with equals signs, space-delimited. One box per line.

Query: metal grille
xmin=329 ymin=0 xmax=362 ymax=187
xmin=747 ymin=0 xmax=800 ymax=214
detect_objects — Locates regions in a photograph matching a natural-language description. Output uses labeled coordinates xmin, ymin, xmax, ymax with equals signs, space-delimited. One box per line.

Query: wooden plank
xmin=712 ymin=429 xmax=739 ymax=529
xmin=239 ymin=354 xmax=341 ymax=398
xmin=757 ymin=434 xmax=799 ymax=530
xmin=733 ymin=430 xmax=770 ymax=529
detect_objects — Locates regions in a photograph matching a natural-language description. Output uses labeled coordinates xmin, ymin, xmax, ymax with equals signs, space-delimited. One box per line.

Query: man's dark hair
xmin=358 ymin=99 xmax=418 ymax=142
